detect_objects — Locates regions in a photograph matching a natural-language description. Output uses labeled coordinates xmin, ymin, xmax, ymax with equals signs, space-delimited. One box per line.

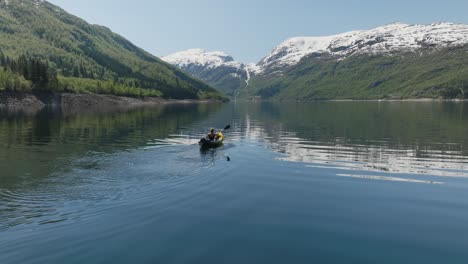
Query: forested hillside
xmin=244 ymin=46 xmax=468 ymax=100
xmin=0 ymin=0 xmax=224 ymax=100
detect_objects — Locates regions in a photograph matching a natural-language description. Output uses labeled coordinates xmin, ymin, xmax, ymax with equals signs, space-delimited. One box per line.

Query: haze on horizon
xmin=48 ymin=0 xmax=468 ymax=63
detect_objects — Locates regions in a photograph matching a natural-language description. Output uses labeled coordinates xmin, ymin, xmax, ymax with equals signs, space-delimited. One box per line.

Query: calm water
xmin=1 ymin=101 xmax=468 ymax=264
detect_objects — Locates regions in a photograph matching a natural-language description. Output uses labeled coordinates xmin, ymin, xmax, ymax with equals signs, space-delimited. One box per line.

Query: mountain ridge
xmin=255 ymin=22 xmax=468 ymax=74
xmin=163 ymin=49 xmax=250 ymax=97
xmin=164 ymin=22 xmax=468 ymax=99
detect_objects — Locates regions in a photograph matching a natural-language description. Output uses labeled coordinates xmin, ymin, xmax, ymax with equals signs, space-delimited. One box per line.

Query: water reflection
xmin=233 ymin=101 xmax=468 ymax=177
xmin=0 ymin=103 xmax=226 ymax=230
xmin=1 ymin=101 xmax=468 ymax=233
xmin=336 ymin=174 xmax=444 ymax=184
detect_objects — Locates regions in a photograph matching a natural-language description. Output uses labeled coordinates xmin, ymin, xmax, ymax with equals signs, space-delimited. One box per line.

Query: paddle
xmin=219 ymin=125 xmax=231 ymax=161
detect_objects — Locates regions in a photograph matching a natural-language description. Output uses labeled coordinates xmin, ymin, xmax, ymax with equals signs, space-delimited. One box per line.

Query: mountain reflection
xmin=234 ymin=101 xmax=468 ymax=177
xmin=1 ymin=101 xmax=468 ymax=231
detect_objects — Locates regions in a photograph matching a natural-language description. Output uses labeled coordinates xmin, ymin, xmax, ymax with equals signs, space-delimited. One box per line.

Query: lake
xmin=1 ymin=101 xmax=468 ymax=264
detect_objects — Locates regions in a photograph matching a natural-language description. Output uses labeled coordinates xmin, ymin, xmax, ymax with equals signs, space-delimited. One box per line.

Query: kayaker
xmin=207 ymin=128 xmax=216 ymax=141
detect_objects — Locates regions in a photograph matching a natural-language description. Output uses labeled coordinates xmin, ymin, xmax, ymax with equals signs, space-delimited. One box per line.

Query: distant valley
xmin=163 ymin=49 xmax=252 ymax=98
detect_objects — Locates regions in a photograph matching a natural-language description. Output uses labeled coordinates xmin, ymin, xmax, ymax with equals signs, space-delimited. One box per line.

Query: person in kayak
xmin=207 ymin=128 xmax=217 ymax=141
xmin=207 ymin=128 xmax=222 ymax=141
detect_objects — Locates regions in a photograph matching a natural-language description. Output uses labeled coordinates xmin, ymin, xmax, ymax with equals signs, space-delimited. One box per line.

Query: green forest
xmin=0 ymin=52 xmax=162 ymax=97
xmin=0 ymin=0 xmax=224 ymax=100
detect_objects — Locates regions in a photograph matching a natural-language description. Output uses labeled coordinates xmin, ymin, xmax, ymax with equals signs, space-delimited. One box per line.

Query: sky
xmin=47 ymin=0 xmax=468 ymax=63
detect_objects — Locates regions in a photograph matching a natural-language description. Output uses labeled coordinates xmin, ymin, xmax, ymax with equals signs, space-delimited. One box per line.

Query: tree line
xmin=0 ymin=52 xmax=58 ymax=91
xmin=0 ymin=51 xmax=161 ymax=97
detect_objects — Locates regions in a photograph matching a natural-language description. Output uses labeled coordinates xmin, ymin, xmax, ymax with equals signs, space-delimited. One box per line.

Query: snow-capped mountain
xmin=163 ymin=22 xmax=468 ymax=100
xmin=164 ymin=22 xmax=468 ymax=78
xmin=257 ymin=23 xmax=468 ymax=73
xmin=257 ymin=22 xmax=468 ymax=74
xmin=248 ymin=22 xmax=468 ymax=100
xmin=163 ymin=49 xmax=243 ymax=70
xmin=163 ymin=49 xmax=250 ymax=97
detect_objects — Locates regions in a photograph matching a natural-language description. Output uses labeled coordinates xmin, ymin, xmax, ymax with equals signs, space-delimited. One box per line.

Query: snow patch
xmin=245 ymin=63 xmax=261 ymax=75
xmin=2 ymin=0 xmax=44 ymax=8
xmin=162 ymin=49 xmax=243 ymax=70
xmin=257 ymin=22 xmax=468 ymax=73
xmin=164 ymin=49 xmax=255 ymax=86
xmin=162 ymin=22 xmax=468 ymax=78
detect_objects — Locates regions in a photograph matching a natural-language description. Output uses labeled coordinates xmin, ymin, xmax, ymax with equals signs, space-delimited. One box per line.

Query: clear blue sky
xmin=48 ymin=0 xmax=468 ymax=63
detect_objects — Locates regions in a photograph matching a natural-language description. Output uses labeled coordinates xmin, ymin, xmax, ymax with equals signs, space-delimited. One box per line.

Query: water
xmin=1 ymin=101 xmax=468 ymax=263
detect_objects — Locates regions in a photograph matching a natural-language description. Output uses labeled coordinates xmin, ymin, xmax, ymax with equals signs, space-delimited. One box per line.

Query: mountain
xmin=162 ymin=49 xmax=251 ymax=98
xmin=255 ymin=22 xmax=468 ymax=74
xmin=167 ymin=22 xmax=468 ymax=100
xmin=246 ymin=22 xmax=468 ymax=100
xmin=0 ymin=0 xmax=224 ymax=100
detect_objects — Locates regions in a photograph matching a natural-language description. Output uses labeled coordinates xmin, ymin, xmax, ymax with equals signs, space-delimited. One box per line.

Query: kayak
xmin=199 ymin=132 xmax=224 ymax=148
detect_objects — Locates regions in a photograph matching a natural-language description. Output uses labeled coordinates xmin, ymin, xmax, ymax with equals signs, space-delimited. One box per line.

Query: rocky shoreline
xmin=0 ymin=91 xmax=221 ymax=113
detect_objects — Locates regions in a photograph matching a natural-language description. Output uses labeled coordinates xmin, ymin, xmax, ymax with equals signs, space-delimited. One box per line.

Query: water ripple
xmin=0 ymin=139 xmax=230 ymax=231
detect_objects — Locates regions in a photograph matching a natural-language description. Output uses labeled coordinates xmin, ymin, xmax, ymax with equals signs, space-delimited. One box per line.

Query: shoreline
xmin=0 ymin=91 xmax=222 ymax=113
xmin=240 ymin=98 xmax=468 ymax=103
xmin=330 ymin=98 xmax=468 ymax=102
